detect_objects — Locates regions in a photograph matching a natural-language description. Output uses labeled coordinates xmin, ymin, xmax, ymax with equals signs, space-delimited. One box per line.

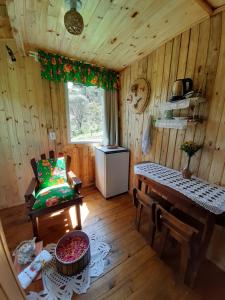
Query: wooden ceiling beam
xmin=5 ymin=0 xmax=26 ymax=55
xmin=194 ymin=0 xmax=214 ymax=16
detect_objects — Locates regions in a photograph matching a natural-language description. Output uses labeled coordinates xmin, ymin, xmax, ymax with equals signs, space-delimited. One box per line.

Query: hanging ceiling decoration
xmin=64 ymin=0 xmax=84 ymax=35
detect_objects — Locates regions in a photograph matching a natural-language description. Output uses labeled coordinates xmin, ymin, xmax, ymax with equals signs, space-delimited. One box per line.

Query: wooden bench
xmin=155 ymin=203 xmax=202 ymax=284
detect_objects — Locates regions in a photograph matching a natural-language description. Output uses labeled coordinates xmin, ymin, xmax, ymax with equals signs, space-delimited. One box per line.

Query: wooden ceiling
xmin=3 ymin=0 xmax=225 ymax=70
xmin=208 ymin=0 xmax=225 ymax=8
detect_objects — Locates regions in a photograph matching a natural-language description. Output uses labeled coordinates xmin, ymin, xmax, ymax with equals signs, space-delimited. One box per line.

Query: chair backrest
xmin=134 ymin=189 xmax=156 ymax=223
xmin=155 ymin=204 xmax=199 ymax=241
xmin=30 ymin=151 xmax=71 ymax=186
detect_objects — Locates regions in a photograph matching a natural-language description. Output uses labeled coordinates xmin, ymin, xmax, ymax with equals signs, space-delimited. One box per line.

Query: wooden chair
xmin=155 ymin=203 xmax=202 ymax=284
xmin=24 ymin=150 xmax=83 ymax=240
xmin=133 ymin=188 xmax=172 ymax=246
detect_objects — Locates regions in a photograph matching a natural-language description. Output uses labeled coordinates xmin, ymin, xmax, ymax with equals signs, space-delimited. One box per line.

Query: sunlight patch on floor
xmin=69 ymin=203 xmax=89 ymax=228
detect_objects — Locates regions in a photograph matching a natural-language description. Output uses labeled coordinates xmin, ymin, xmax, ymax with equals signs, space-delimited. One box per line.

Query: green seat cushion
xmin=33 ymin=183 xmax=74 ymax=210
xmin=36 ymin=157 xmax=67 ymax=189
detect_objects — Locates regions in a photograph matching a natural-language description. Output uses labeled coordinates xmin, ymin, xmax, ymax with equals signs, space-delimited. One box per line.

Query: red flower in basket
xmin=58 ymin=57 xmax=62 ymax=64
xmin=56 ymin=236 xmax=88 ymax=262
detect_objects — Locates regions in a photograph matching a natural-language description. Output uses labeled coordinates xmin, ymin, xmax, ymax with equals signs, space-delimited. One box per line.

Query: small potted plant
xmin=180 ymin=141 xmax=202 ymax=179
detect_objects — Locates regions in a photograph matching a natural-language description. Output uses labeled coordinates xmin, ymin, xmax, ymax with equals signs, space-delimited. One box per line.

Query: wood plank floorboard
xmin=0 ymin=188 xmax=225 ymax=300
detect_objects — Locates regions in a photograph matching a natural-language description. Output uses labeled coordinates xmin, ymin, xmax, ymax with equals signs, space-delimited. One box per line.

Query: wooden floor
xmin=0 ymin=188 xmax=225 ymax=300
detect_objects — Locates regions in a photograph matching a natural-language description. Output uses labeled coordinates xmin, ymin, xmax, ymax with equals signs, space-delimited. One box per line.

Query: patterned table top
xmin=134 ymin=163 xmax=225 ymax=215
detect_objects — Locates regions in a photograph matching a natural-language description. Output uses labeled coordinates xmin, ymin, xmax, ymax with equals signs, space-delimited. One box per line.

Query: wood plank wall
xmin=0 ymin=39 xmax=95 ymax=209
xmin=119 ymin=12 xmax=225 ymax=271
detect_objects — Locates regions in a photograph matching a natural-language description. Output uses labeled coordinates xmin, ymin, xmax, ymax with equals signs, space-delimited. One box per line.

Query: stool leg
xmin=149 ymin=222 xmax=156 ymax=247
xmin=135 ymin=206 xmax=139 ymax=228
xmin=137 ymin=204 xmax=143 ymax=231
xmin=159 ymin=228 xmax=169 ymax=258
xmin=185 ymin=245 xmax=199 ymax=287
xmin=180 ymin=244 xmax=190 ymax=283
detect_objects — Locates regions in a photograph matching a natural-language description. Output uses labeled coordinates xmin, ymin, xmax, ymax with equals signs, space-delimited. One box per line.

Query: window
xmin=66 ymin=82 xmax=104 ymax=143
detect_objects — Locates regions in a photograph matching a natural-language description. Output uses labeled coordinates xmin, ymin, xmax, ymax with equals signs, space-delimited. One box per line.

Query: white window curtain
xmin=103 ymin=90 xmax=119 ymax=146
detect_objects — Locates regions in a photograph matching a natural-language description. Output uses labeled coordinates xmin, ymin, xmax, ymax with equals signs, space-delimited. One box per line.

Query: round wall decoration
xmin=126 ymin=78 xmax=150 ymax=113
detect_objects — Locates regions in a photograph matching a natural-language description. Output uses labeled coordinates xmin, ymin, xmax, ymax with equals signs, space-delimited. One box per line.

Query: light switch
xmin=48 ymin=131 xmax=56 ymax=140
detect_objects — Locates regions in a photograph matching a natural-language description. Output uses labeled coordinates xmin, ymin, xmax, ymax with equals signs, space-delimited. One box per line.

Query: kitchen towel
xmin=18 ymin=250 xmax=52 ymax=289
xmin=142 ymin=116 xmax=152 ymax=155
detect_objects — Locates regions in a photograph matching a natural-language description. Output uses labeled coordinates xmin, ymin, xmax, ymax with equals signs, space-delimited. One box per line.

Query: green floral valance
xmin=38 ymin=50 xmax=119 ymax=90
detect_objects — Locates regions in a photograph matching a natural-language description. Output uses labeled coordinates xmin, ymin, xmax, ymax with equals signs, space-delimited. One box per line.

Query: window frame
xmin=65 ymin=82 xmax=104 ymax=144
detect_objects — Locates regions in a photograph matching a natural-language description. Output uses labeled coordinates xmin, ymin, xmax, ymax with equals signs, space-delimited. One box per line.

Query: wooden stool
xmin=133 ymin=189 xmax=172 ymax=246
xmin=133 ymin=188 xmax=156 ymax=245
xmin=155 ymin=204 xmax=201 ymax=284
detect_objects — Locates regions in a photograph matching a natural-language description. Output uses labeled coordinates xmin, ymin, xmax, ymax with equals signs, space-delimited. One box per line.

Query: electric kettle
xmin=171 ymin=78 xmax=193 ymax=101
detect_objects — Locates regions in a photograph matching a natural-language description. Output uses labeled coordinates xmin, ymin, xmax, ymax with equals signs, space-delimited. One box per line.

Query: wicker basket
xmin=55 ymin=230 xmax=90 ymax=276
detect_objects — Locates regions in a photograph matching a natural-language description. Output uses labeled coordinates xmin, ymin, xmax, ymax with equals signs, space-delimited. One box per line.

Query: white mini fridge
xmin=95 ymin=146 xmax=129 ymax=198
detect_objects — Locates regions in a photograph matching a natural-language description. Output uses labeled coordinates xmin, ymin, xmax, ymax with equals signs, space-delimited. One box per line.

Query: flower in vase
xmin=180 ymin=141 xmax=202 ymax=179
xmin=180 ymin=141 xmax=202 ymax=158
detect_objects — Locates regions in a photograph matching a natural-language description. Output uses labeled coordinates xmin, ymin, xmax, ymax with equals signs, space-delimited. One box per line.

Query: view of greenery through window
xmin=67 ymin=82 xmax=104 ymax=142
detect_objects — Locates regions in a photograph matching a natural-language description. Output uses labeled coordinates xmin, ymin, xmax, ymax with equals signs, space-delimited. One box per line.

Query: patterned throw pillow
xmin=33 ymin=183 xmax=74 ymax=210
xmin=36 ymin=157 xmax=67 ymax=189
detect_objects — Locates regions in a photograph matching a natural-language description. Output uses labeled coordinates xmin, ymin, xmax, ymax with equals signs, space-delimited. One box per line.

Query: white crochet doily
xmin=135 ymin=162 xmax=225 ymax=214
xmin=26 ymin=234 xmax=110 ymax=300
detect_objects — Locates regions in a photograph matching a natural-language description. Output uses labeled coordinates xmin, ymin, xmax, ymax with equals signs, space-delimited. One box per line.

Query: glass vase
xmin=182 ymin=156 xmax=192 ymax=179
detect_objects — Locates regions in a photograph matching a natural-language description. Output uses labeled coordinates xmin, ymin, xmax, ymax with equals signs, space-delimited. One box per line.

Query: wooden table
xmin=134 ymin=163 xmax=225 ymax=285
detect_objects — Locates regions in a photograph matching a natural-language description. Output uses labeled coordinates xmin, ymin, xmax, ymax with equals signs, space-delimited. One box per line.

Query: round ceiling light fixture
xmin=64 ymin=0 xmax=84 ymax=35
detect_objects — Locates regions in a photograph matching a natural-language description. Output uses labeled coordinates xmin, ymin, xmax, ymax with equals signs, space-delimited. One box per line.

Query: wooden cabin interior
xmin=1 ymin=0 xmax=225 ymax=299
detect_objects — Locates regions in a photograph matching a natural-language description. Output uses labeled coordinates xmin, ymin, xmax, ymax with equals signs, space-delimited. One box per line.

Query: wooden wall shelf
xmin=155 ymin=118 xmax=202 ymax=129
xmin=154 ymin=97 xmax=206 ymax=111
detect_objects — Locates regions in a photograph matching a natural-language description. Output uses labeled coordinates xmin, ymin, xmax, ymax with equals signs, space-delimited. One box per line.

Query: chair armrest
xmin=25 ymin=178 xmax=37 ymax=197
xmin=24 ymin=178 xmax=37 ymax=211
xmin=67 ymin=171 xmax=82 ymax=194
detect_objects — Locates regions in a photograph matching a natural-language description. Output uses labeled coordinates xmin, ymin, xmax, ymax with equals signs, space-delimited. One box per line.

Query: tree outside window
xmin=66 ymin=82 xmax=104 ymax=143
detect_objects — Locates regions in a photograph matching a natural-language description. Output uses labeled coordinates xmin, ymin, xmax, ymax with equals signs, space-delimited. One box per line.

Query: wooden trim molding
xmin=195 ymin=0 xmax=225 ymax=16
xmin=195 ymin=0 xmax=214 ymax=16
xmin=213 ymin=4 xmax=225 ymax=15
